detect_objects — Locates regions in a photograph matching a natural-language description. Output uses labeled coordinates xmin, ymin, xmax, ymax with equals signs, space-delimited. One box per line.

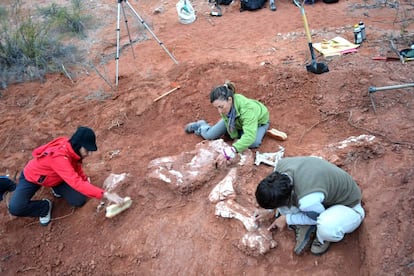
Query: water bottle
xmin=359 ymin=21 xmax=366 ymax=41
xmin=354 ymin=24 xmax=362 ymax=44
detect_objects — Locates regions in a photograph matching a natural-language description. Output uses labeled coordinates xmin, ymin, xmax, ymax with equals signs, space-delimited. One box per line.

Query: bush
xmin=38 ymin=0 xmax=91 ymax=38
xmin=0 ymin=1 xmax=85 ymax=88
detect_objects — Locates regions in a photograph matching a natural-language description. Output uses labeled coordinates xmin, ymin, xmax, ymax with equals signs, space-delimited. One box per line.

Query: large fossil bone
xmin=214 ymin=199 xmax=278 ymax=255
xmin=147 ymin=139 xmax=228 ymax=193
xmin=147 ymin=139 xmax=254 ymax=193
xmin=215 ymin=199 xmax=258 ymax=232
xmin=208 ymin=168 xmax=236 ymax=203
xmin=239 ymin=227 xmax=278 ymax=256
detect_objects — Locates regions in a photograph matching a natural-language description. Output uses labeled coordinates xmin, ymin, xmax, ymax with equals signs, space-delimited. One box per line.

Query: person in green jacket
xmin=185 ymin=81 xmax=270 ymax=166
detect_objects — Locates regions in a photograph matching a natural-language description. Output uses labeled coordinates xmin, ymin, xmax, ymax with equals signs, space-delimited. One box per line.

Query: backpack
xmin=240 ymin=0 xmax=266 ymax=11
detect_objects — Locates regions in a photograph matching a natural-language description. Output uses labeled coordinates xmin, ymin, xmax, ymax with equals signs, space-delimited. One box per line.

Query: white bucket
xmin=176 ymin=0 xmax=196 ymax=24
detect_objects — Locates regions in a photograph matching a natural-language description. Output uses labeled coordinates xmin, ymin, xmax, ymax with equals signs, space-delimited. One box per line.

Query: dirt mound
xmin=1 ymin=0 xmax=414 ymax=275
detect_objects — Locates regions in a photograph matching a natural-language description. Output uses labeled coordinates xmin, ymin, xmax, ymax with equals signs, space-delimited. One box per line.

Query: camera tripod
xmin=115 ymin=0 xmax=178 ymax=86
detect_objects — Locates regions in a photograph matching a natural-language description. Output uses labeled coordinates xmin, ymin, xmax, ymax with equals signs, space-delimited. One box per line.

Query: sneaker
xmin=39 ymin=199 xmax=52 ymax=226
xmin=311 ymin=239 xmax=330 ymax=255
xmin=269 ymin=0 xmax=277 ymax=11
xmin=184 ymin=120 xmax=207 ymax=134
xmin=51 ymin=188 xmax=62 ymax=198
xmin=291 ymin=225 xmax=316 ymax=255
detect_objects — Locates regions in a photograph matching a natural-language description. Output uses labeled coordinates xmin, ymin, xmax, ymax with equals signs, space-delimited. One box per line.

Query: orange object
xmin=266 ymin=128 xmax=287 ymax=141
xmin=154 ymin=83 xmax=181 ymax=102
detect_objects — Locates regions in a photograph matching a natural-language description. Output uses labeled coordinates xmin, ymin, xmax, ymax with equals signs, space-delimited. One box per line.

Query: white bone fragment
xmin=215 ymin=199 xmax=258 ymax=231
xmin=103 ymin=173 xmax=129 ymax=191
xmin=208 ymin=168 xmax=236 ymax=203
xmin=240 ymin=227 xmax=277 ymax=255
xmin=254 ymin=146 xmax=285 ymax=170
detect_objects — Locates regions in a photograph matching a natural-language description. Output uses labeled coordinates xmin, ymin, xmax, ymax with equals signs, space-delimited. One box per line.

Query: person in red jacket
xmin=8 ymin=126 xmax=125 ymax=226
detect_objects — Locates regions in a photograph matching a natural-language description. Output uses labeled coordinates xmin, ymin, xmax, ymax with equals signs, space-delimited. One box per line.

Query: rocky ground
xmin=0 ymin=0 xmax=413 ymax=275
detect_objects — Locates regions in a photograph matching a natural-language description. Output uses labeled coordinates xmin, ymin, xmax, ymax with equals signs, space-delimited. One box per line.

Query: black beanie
xmin=69 ymin=126 xmax=97 ymax=154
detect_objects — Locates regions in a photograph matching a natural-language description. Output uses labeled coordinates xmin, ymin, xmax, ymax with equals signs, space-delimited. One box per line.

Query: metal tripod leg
xmin=116 ymin=1 xmax=121 ymax=87
xmin=369 ymin=83 xmax=414 ymax=113
xmin=115 ymin=0 xmax=178 ymax=87
xmin=124 ymin=0 xmax=178 ymax=64
xmin=115 ymin=0 xmax=136 ymax=87
xmin=121 ymin=2 xmax=136 ymax=59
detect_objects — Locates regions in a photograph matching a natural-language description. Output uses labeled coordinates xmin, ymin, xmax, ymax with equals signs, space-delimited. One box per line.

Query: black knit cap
xmin=69 ymin=126 xmax=97 ymax=153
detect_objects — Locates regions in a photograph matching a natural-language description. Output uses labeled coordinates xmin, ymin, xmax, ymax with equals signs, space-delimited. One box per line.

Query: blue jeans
xmin=197 ymin=119 xmax=270 ymax=148
xmin=8 ymin=172 xmax=87 ymax=218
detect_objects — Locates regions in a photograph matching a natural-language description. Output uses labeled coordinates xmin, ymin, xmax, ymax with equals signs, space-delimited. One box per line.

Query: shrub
xmin=0 ymin=1 xmax=84 ymax=88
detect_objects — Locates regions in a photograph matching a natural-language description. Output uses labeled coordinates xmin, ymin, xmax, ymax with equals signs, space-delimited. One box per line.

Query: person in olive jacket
xmin=185 ymin=81 xmax=270 ymax=167
xmin=255 ymin=156 xmax=365 ymax=256
xmin=8 ymin=126 xmax=125 ymax=226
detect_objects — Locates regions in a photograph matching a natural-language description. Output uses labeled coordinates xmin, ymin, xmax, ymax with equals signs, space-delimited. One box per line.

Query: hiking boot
xmin=184 ymin=120 xmax=207 ymax=134
xmin=39 ymin=199 xmax=52 ymax=226
xmin=51 ymin=188 xmax=62 ymax=198
xmin=311 ymin=238 xmax=330 ymax=255
xmin=269 ymin=0 xmax=277 ymax=11
xmin=291 ymin=225 xmax=316 ymax=255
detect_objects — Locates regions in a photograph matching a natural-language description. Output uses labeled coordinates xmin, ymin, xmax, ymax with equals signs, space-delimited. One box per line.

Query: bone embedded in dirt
xmin=208 ymin=168 xmax=236 ymax=203
xmin=313 ymin=134 xmax=382 ymax=166
xmin=103 ymin=173 xmax=129 ymax=191
xmin=239 ymin=227 xmax=278 ymax=256
xmin=147 ymin=139 xmax=235 ymax=193
xmin=215 ymin=199 xmax=258 ymax=232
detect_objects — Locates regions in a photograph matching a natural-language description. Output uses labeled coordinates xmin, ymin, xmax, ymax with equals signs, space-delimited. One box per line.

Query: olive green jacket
xmin=277 ymin=156 xmax=362 ymax=208
xmin=220 ymin=94 xmax=269 ymax=152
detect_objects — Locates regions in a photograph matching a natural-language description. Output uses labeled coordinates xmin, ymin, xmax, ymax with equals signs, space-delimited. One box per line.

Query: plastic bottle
xmin=354 ymin=24 xmax=362 ymax=45
xmin=359 ymin=21 xmax=366 ymax=41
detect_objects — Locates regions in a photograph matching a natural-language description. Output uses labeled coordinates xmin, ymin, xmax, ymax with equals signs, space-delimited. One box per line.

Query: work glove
xmin=103 ymin=191 xmax=125 ymax=205
xmin=215 ymin=146 xmax=237 ymax=169
xmin=223 ymin=146 xmax=236 ymax=160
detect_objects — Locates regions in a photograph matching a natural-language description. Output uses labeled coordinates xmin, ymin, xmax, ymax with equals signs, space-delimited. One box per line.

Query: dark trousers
xmin=8 ymin=172 xmax=87 ymax=218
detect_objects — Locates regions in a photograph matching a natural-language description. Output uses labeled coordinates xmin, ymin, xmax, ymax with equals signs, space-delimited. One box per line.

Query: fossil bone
xmin=254 ymin=146 xmax=285 ymax=170
xmin=208 ymin=168 xmax=236 ymax=203
xmin=239 ymin=227 xmax=278 ymax=256
xmin=215 ymin=199 xmax=258 ymax=232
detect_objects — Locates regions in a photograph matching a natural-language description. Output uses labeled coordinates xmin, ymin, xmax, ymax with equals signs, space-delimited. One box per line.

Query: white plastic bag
xmin=176 ymin=0 xmax=196 ymax=24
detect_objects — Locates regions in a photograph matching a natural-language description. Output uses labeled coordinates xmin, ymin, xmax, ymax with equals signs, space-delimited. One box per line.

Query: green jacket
xmin=221 ymin=94 xmax=269 ymax=152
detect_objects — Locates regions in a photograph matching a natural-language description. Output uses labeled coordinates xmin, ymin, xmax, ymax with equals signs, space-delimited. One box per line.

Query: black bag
xmin=217 ymin=0 xmax=233 ymax=5
xmin=240 ymin=0 xmax=266 ymax=11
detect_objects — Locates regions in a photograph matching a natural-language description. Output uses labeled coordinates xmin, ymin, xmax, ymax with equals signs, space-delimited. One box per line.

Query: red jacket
xmin=23 ymin=137 xmax=104 ymax=199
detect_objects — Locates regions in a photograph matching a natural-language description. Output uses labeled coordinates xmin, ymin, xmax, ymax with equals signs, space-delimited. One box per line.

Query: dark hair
xmin=209 ymin=81 xmax=236 ymax=103
xmin=255 ymin=171 xmax=293 ymax=209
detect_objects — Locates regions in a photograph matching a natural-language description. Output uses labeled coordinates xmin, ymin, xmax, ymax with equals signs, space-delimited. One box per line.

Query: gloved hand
xmin=103 ymin=191 xmax=125 ymax=205
xmin=215 ymin=146 xmax=237 ymax=169
xmin=253 ymin=209 xmax=282 ymax=231
xmin=223 ymin=146 xmax=236 ymax=160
